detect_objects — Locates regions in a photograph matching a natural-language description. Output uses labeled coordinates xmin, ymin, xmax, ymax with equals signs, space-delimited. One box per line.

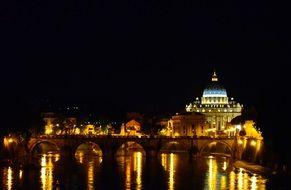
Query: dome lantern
xmin=202 ymin=72 xmax=227 ymax=98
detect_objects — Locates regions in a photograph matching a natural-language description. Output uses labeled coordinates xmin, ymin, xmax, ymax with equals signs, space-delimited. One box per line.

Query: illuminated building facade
xmin=240 ymin=120 xmax=263 ymax=139
xmin=185 ymin=72 xmax=242 ymax=136
xmin=166 ymin=112 xmax=207 ymax=137
xmin=125 ymin=119 xmax=141 ymax=135
xmin=43 ymin=112 xmax=56 ymax=135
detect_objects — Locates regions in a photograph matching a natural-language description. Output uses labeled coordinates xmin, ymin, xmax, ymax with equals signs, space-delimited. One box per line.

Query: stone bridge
xmin=26 ymin=135 xmax=242 ymax=161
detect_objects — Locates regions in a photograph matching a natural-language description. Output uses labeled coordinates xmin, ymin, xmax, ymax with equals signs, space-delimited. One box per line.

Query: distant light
xmin=222 ymin=161 xmax=227 ymax=170
xmin=19 ymin=169 xmax=23 ymax=180
xmin=250 ymin=140 xmax=256 ymax=146
xmin=235 ymin=125 xmax=241 ymax=130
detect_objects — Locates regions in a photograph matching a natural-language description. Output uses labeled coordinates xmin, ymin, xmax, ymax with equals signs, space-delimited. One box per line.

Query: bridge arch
xmin=74 ymin=141 xmax=103 ymax=160
xmin=159 ymin=140 xmax=189 ymax=153
xmin=29 ymin=140 xmax=60 ymax=159
xmin=200 ymin=140 xmax=233 ymax=157
xmin=116 ymin=141 xmax=146 ymax=156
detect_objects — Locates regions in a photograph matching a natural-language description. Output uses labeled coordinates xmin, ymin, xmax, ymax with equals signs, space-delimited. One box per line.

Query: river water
xmin=1 ymin=149 xmax=276 ymax=190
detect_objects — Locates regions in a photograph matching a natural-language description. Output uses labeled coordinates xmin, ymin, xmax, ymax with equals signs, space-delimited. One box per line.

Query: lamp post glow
xmin=3 ymin=136 xmax=16 ymax=148
xmin=250 ymin=140 xmax=256 ymax=146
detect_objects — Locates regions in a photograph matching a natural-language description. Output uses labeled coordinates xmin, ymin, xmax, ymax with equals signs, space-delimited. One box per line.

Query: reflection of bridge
xmin=26 ymin=135 xmax=242 ymax=160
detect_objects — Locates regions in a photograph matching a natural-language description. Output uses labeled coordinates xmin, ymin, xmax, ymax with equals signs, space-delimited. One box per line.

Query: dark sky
xmin=1 ymin=0 xmax=290 ymax=142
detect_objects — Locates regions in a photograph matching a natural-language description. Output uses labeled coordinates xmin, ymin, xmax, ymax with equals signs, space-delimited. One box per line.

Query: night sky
xmin=1 ymin=0 xmax=290 ymax=149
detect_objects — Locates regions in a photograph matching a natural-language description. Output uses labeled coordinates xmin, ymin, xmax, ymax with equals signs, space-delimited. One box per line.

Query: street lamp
xmin=3 ymin=136 xmax=16 ymax=148
xmin=250 ymin=140 xmax=256 ymax=146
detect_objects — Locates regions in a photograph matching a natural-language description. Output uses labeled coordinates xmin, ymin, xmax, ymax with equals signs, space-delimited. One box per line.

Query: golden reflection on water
xmin=3 ymin=166 xmax=13 ymax=190
xmin=77 ymin=152 xmax=84 ymax=164
xmin=220 ymin=175 xmax=226 ymax=189
xmin=229 ymin=171 xmax=235 ymax=190
xmin=251 ymin=174 xmax=257 ymax=190
xmin=19 ymin=169 xmax=23 ymax=180
xmin=75 ymin=145 xmax=103 ymax=165
xmin=117 ymin=151 xmax=143 ymax=190
xmin=134 ymin=152 xmax=142 ymax=190
xmin=161 ymin=153 xmax=176 ymax=190
xmin=207 ymin=156 xmax=217 ymax=190
xmin=125 ymin=156 xmax=131 ymax=190
xmin=243 ymin=171 xmax=249 ymax=189
xmin=2 ymin=166 xmax=25 ymax=190
xmin=238 ymin=168 xmax=243 ymax=190
xmin=8 ymin=167 xmax=12 ymax=190
xmin=87 ymin=161 xmax=94 ymax=190
xmin=75 ymin=150 xmax=102 ymax=190
xmin=204 ymin=156 xmax=266 ymax=190
xmin=159 ymin=154 xmax=267 ymax=190
xmin=1 ymin=152 xmax=269 ymax=190
xmin=40 ymin=154 xmax=59 ymax=190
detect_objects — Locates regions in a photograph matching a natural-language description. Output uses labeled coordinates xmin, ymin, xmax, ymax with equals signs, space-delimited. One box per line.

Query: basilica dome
xmin=202 ymin=72 xmax=227 ymax=97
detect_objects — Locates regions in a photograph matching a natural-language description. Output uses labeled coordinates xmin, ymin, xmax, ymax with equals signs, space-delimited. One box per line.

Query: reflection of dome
xmin=202 ymin=72 xmax=227 ymax=97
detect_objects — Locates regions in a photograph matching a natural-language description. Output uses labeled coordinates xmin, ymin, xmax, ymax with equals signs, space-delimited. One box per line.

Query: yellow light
xmin=77 ymin=152 xmax=84 ymax=164
xmin=40 ymin=154 xmax=53 ymax=190
xmin=243 ymin=172 xmax=249 ymax=189
xmin=238 ymin=140 xmax=243 ymax=144
xmin=134 ymin=152 xmax=142 ymax=190
xmin=7 ymin=167 xmax=13 ymax=190
xmin=238 ymin=168 xmax=243 ymax=190
xmin=250 ymin=140 xmax=256 ymax=146
xmin=229 ymin=171 xmax=235 ymax=190
xmin=220 ymin=175 xmax=226 ymax=189
xmin=251 ymin=175 xmax=257 ymax=190
xmin=160 ymin=153 xmax=176 ymax=190
xmin=169 ymin=153 xmax=175 ymax=190
xmin=125 ymin=157 xmax=131 ymax=190
xmin=87 ymin=162 xmax=94 ymax=190
xmin=55 ymin=154 xmax=60 ymax=162
xmin=19 ymin=169 xmax=23 ymax=180
xmin=208 ymin=156 xmax=217 ymax=190
xmin=161 ymin=153 xmax=167 ymax=170
xmin=256 ymin=140 xmax=261 ymax=152
xmin=235 ymin=125 xmax=241 ymax=130
xmin=4 ymin=137 xmax=15 ymax=147
xmin=45 ymin=127 xmax=53 ymax=135
xmin=222 ymin=161 xmax=227 ymax=171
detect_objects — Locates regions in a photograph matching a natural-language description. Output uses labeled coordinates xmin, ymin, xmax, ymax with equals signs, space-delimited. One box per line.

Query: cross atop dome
xmin=211 ymin=71 xmax=218 ymax=81
xmin=202 ymin=70 xmax=227 ymax=98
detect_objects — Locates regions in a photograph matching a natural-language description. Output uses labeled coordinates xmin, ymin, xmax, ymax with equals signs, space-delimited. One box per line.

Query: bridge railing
xmin=33 ymin=134 xmax=236 ymax=140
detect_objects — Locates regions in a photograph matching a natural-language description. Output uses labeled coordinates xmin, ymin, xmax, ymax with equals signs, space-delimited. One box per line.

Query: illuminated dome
xmin=202 ymin=72 xmax=227 ymax=97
